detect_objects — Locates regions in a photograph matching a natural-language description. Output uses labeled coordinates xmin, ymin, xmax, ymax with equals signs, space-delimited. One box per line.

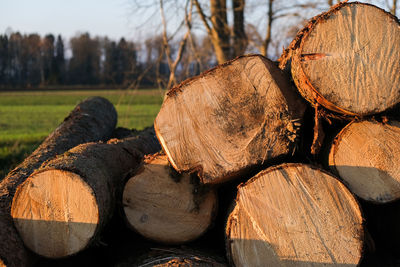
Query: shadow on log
xmin=11 ymin=128 xmax=161 ymax=259
xmin=226 ymin=163 xmax=364 ymax=266
xmin=0 ymin=97 xmax=117 ymax=267
xmin=123 ymin=153 xmax=217 ymax=244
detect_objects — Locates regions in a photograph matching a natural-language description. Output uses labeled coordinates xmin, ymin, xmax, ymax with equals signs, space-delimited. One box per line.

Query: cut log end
xmin=285 ymin=3 xmax=400 ymax=116
xmin=123 ymin=154 xmax=217 ymax=244
xmin=11 ymin=170 xmax=99 ymax=258
xmin=155 ymin=55 xmax=305 ymax=184
xmin=329 ymin=120 xmax=400 ymax=203
xmin=0 ymin=96 xmax=117 ymax=266
xmin=226 ymin=164 xmax=363 ymax=266
xmin=126 ymin=248 xmax=227 ymax=267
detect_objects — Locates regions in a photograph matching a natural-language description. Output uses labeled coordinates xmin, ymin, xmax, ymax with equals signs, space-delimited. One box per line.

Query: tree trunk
xmin=0 ymin=97 xmax=117 ymax=267
xmin=123 ymin=153 xmax=217 ymax=244
xmin=194 ymin=0 xmax=231 ymax=64
xmin=232 ymin=0 xmax=247 ymax=57
xmin=392 ymin=0 xmax=397 ymax=16
xmin=261 ymin=0 xmax=273 ymax=57
xmin=155 ymin=55 xmax=306 ymax=184
xmin=10 ymin=128 xmax=160 ymax=259
xmin=279 ymin=2 xmax=400 ymax=116
xmin=121 ymin=248 xmax=227 ymax=267
xmin=226 ymin=163 xmax=364 ymax=266
xmin=329 ymin=120 xmax=400 ymax=203
xmin=327 ymin=0 xmax=335 ymax=6
xmin=210 ymin=0 xmax=230 ymax=63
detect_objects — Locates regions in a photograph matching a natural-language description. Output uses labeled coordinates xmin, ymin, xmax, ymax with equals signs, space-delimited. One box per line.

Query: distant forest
xmin=0 ymin=32 xmax=215 ymax=89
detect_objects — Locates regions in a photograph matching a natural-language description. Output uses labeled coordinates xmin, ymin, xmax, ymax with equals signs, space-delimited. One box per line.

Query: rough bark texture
xmin=329 ymin=120 xmax=400 ymax=203
xmin=120 ymin=248 xmax=227 ymax=267
xmin=226 ymin=163 xmax=364 ymax=266
xmin=0 ymin=97 xmax=117 ymax=267
xmin=155 ymin=55 xmax=306 ymax=185
xmin=123 ymin=153 xmax=217 ymax=244
xmin=11 ymin=127 xmax=160 ymax=259
xmin=279 ymin=2 xmax=400 ymax=116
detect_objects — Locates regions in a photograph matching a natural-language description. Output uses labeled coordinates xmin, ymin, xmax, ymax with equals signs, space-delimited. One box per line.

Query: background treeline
xmin=0 ymin=33 xmax=136 ymax=88
xmin=0 ymin=32 xmax=215 ymax=89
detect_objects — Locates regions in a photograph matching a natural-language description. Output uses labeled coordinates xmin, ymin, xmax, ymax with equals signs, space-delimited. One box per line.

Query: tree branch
xmin=193 ymin=0 xmax=213 ymax=37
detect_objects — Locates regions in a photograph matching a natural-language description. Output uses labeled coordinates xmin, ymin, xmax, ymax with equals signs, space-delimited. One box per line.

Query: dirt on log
xmin=279 ymin=2 xmax=400 ymax=116
xmin=329 ymin=120 xmax=400 ymax=203
xmin=226 ymin=163 xmax=364 ymax=266
xmin=123 ymin=153 xmax=217 ymax=244
xmin=11 ymin=127 xmax=160 ymax=259
xmin=155 ymin=54 xmax=306 ymax=185
xmin=0 ymin=97 xmax=117 ymax=267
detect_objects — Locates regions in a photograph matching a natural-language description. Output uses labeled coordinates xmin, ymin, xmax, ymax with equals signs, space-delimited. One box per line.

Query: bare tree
xmin=194 ymin=0 xmax=230 ymax=63
xmin=261 ymin=0 xmax=273 ymax=56
xmin=245 ymin=0 xmax=321 ymax=59
xmin=160 ymin=0 xmax=193 ymax=89
xmin=193 ymin=0 xmax=248 ymax=63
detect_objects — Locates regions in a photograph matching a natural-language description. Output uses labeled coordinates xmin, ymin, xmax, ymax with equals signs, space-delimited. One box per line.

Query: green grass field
xmin=0 ymin=89 xmax=165 ymax=179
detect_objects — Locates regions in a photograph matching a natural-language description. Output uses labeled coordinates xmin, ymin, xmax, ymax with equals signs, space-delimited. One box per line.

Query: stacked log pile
xmin=1 ymin=2 xmax=400 ymax=266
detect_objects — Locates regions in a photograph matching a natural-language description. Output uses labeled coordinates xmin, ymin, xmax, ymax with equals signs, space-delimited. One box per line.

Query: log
xmin=155 ymin=54 xmax=306 ymax=184
xmin=11 ymin=127 xmax=161 ymax=259
xmin=226 ymin=163 xmax=364 ymax=266
xmin=0 ymin=97 xmax=117 ymax=267
xmin=329 ymin=120 xmax=400 ymax=203
xmin=279 ymin=2 xmax=400 ymax=116
xmin=123 ymin=153 xmax=217 ymax=244
xmin=118 ymin=248 xmax=227 ymax=267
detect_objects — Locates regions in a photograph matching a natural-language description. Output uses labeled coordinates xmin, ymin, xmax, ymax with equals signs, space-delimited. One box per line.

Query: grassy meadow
xmin=0 ymin=89 xmax=165 ymax=179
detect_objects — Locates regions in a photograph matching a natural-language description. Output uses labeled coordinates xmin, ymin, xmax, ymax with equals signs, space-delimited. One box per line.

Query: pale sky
xmin=0 ymin=0 xmax=139 ymax=40
xmin=1 ymin=0 xmax=395 ymax=44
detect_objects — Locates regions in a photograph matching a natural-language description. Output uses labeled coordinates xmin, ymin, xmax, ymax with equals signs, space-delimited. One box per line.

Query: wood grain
xmin=329 ymin=120 xmax=400 ymax=203
xmin=11 ymin=170 xmax=98 ymax=258
xmin=280 ymin=2 xmax=400 ymax=116
xmin=0 ymin=97 xmax=117 ymax=266
xmin=226 ymin=163 xmax=364 ymax=266
xmin=11 ymin=128 xmax=160 ymax=258
xmin=123 ymin=154 xmax=217 ymax=244
xmin=155 ymin=55 xmax=305 ymax=184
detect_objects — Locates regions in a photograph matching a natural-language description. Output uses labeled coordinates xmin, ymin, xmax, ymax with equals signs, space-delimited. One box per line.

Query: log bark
xmin=155 ymin=55 xmax=306 ymax=184
xmin=123 ymin=153 xmax=217 ymax=244
xmin=120 ymin=248 xmax=227 ymax=267
xmin=0 ymin=97 xmax=117 ymax=267
xmin=11 ymin=127 xmax=160 ymax=259
xmin=279 ymin=2 xmax=400 ymax=116
xmin=226 ymin=163 xmax=364 ymax=266
xmin=329 ymin=120 xmax=400 ymax=203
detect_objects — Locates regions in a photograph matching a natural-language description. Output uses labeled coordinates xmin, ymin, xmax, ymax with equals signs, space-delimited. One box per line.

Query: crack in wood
xmin=300 ymin=53 xmax=330 ymax=61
